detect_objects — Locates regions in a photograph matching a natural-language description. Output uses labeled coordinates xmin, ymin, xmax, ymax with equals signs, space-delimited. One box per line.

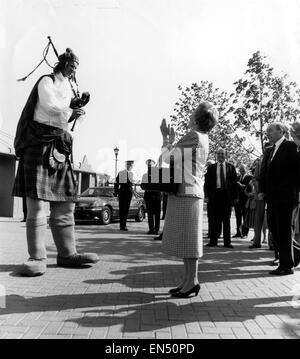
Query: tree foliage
xmin=231 ymin=51 xmax=300 ymax=152
xmin=166 ymin=51 xmax=300 ymax=167
xmin=167 ymin=81 xmax=253 ymax=166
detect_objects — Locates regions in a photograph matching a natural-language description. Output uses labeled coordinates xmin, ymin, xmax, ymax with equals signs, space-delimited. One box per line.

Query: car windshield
xmin=80 ymin=188 xmax=114 ymax=197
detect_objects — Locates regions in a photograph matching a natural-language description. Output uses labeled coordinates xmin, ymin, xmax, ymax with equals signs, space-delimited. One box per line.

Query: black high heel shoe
xmin=169 ymin=286 xmax=182 ymax=294
xmin=171 ymin=284 xmax=200 ymax=298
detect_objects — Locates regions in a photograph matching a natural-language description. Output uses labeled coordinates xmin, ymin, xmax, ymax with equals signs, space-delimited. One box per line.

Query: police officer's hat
xmin=145 ymin=159 xmax=156 ymax=166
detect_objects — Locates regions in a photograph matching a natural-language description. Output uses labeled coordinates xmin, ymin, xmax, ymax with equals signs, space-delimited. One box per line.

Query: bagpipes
xmin=17 ymin=36 xmax=90 ymax=132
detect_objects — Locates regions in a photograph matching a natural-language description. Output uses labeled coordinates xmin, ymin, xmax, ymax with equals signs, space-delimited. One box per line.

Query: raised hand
xmin=160 ymin=119 xmax=170 ymax=138
xmin=169 ymin=127 xmax=176 ymax=144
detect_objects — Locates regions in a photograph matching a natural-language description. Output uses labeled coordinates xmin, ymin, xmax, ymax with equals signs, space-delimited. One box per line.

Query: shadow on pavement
xmin=1 ymin=292 xmax=299 ymax=337
xmin=2 ymin=223 xmax=299 ymax=337
xmin=2 ymin=291 xmax=155 ymax=314
xmin=0 ymin=264 xmax=20 ymax=274
xmin=82 ymin=262 xmax=272 ymax=290
xmin=45 ymin=234 xmax=166 ymax=265
xmin=67 ymin=296 xmax=300 ymax=336
xmin=51 ymin=221 xmax=277 ymax=267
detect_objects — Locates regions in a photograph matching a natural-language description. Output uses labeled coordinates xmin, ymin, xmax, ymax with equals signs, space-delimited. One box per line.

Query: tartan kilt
xmin=13 ymin=144 xmax=78 ymax=202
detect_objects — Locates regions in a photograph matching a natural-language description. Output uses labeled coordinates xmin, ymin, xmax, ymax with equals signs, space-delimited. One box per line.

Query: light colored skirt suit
xmin=161 ymin=130 xmax=208 ymax=259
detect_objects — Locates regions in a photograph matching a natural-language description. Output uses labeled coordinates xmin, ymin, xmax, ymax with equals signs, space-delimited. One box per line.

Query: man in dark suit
xmin=260 ymin=122 xmax=300 ymax=275
xmin=205 ymin=148 xmax=238 ymax=248
xmin=114 ymin=160 xmax=135 ymax=231
xmin=143 ymin=159 xmax=162 ymax=235
xmin=233 ymin=165 xmax=253 ymax=238
xmin=204 ymin=160 xmax=215 ymax=238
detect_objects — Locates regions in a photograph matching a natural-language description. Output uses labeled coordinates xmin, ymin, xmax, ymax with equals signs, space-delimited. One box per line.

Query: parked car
xmin=74 ymin=186 xmax=146 ymax=225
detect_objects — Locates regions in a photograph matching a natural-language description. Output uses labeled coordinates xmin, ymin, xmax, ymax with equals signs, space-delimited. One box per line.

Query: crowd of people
xmin=159 ymin=120 xmax=300 ymax=297
xmin=204 ymin=151 xmax=268 ymax=249
xmin=203 ymin=124 xmax=300 ymax=275
xmin=12 ymin=46 xmax=300 ymax=299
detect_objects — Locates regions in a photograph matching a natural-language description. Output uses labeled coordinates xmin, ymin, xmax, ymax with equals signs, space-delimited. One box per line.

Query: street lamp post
xmin=114 ymin=147 xmax=119 ymax=178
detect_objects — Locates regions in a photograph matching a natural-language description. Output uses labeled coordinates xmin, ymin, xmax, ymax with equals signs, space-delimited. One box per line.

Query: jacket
xmin=114 ymin=170 xmax=134 ymax=196
xmin=161 ymin=130 xmax=209 ymax=198
xmin=260 ymin=139 xmax=300 ymax=204
xmin=204 ymin=162 xmax=238 ymax=205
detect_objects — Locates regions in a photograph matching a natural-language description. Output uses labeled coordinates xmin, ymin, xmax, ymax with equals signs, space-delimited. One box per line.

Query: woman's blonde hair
xmin=193 ymin=101 xmax=219 ymax=133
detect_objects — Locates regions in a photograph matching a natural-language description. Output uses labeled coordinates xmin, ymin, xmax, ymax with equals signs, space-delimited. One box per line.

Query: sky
xmin=1 ymin=0 xmax=300 ymax=179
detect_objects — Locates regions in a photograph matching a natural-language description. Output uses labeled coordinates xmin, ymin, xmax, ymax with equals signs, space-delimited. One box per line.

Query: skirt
xmin=162 ymin=195 xmax=203 ymax=259
xmin=13 ymin=144 xmax=77 ymax=202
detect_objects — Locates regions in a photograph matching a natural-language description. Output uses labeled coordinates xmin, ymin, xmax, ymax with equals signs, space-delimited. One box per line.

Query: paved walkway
xmin=0 ymin=216 xmax=300 ymax=339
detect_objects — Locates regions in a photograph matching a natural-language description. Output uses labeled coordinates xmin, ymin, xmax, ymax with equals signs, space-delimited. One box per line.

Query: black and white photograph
xmin=1 ymin=0 xmax=300 ymax=344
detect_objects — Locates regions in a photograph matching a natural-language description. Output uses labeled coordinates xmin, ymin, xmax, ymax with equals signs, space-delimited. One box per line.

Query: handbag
xmin=141 ymin=157 xmax=179 ymax=194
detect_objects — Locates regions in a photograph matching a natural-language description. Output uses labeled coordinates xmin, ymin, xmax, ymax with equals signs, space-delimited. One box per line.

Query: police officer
xmin=114 ymin=160 xmax=135 ymax=231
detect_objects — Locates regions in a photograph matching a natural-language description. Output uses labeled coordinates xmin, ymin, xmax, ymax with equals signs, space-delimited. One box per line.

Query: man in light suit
xmin=114 ymin=160 xmax=135 ymax=231
xmin=260 ymin=122 xmax=300 ymax=275
xmin=204 ymin=148 xmax=238 ymax=248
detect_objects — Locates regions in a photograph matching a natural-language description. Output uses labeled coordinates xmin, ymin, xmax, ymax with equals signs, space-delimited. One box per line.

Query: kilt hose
xmin=13 ymin=143 xmax=77 ymax=202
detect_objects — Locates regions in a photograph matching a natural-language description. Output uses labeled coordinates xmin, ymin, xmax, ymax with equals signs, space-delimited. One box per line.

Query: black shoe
xmin=57 ymin=253 xmax=99 ymax=268
xmin=171 ymin=284 xmax=200 ymax=298
xmin=206 ymin=243 xmax=217 ymax=247
xmin=224 ymin=244 xmax=234 ymax=248
xmin=147 ymin=230 xmax=155 ymax=235
xmin=249 ymin=244 xmax=261 ymax=249
xmin=269 ymin=267 xmax=294 ymax=276
xmin=153 ymin=231 xmax=159 ymax=235
xmin=120 ymin=227 xmax=128 ymax=231
xmin=232 ymin=233 xmax=241 ymax=238
xmin=154 ymin=234 xmax=163 ymax=241
xmin=270 ymin=259 xmax=279 ymax=266
xmin=169 ymin=286 xmax=183 ymax=294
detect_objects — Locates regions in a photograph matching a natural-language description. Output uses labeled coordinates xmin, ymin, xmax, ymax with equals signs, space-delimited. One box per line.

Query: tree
xmin=231 ymin=51 xmax=300 ymax=153
xmin=167 ymin=81 xmax=254 ymax=166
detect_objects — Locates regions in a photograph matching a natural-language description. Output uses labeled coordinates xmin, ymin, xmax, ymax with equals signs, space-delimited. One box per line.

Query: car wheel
xmin=99 ymin=207 xmax=112 ymax=225
xmin=135 ymin=206 xmax=145 ymax=222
